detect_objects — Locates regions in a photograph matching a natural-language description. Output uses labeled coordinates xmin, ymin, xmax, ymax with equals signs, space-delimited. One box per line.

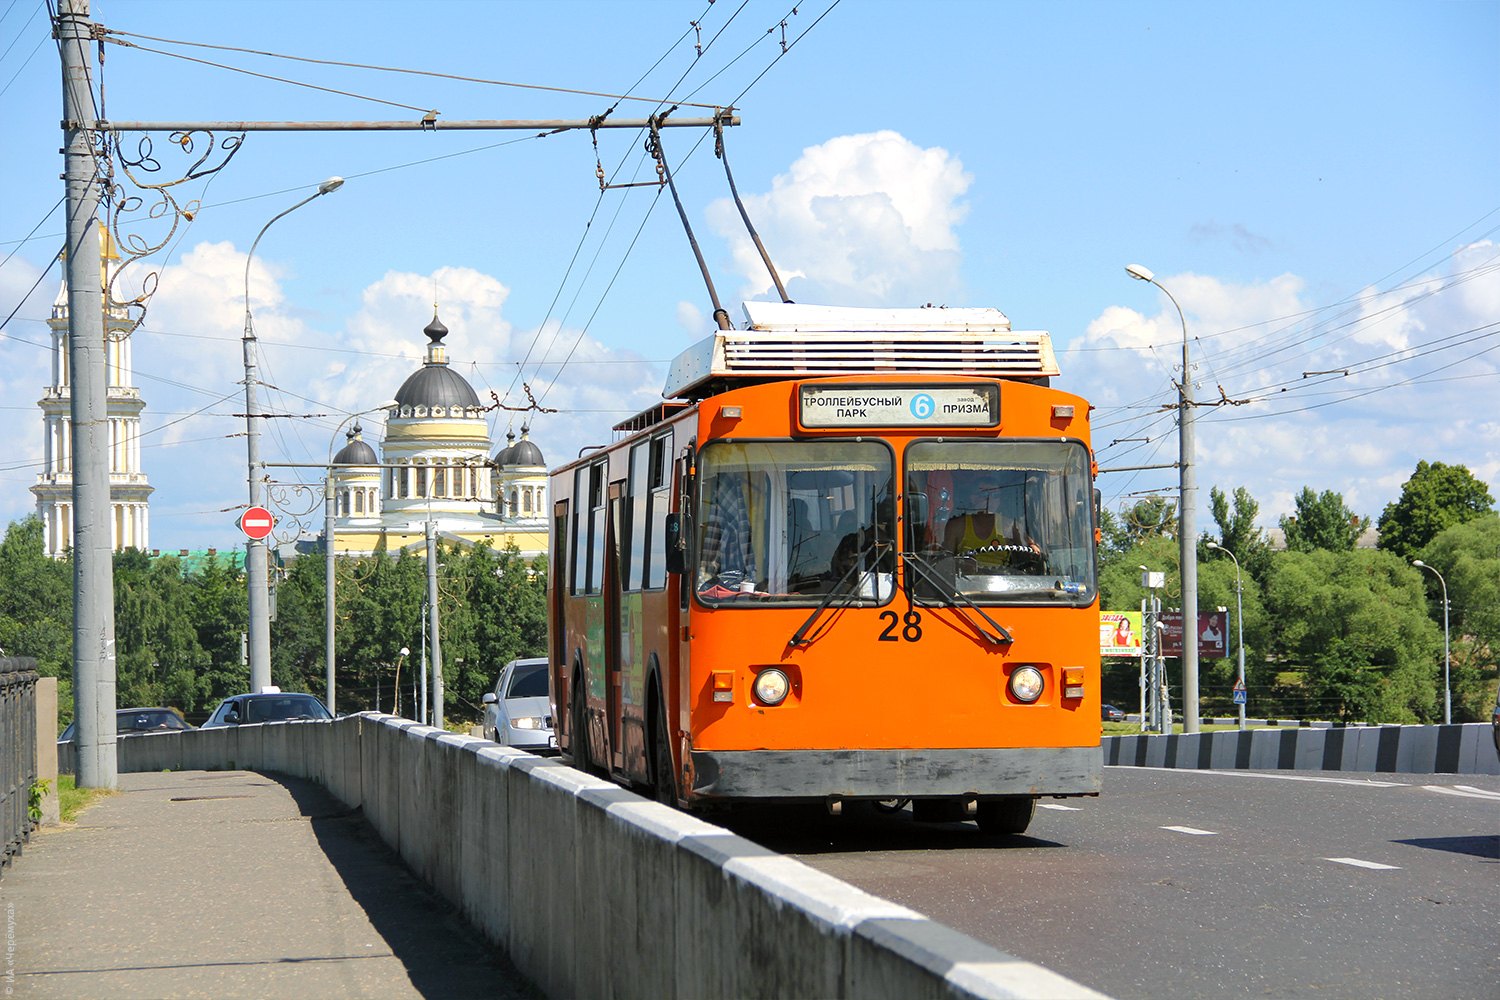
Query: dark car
xmin=59 ymin=707 xmax=193 ymax=742
xmin=1101 ymin=703 xmax=1126 ymax=722
xmin=201 ymin=690 xmax=333 ymax=728
xmin=1491 ymin=686 xmax=1499 ymax=756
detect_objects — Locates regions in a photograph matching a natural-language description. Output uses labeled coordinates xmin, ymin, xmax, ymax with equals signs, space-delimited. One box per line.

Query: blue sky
xmin=2 ymin=0 xmax=1497 ymax=553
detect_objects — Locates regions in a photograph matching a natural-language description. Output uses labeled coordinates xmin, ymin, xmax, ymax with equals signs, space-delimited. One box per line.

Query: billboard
xmin=1100 ymin=611 xmax=1143 ymax=657
xmin=1159 ymin=610 xmax=1230 ymax=659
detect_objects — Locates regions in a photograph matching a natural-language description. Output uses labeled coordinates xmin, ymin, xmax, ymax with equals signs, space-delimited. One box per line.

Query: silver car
xmin=481 ymin=657 xmax=555 ymax=753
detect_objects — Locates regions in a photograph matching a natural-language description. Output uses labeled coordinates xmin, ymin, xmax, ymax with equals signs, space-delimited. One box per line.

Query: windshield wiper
xmin=786 ymin=539 xmax=889 ymax=649
xmin=900 ymin=553 xmax=1013 ymax=646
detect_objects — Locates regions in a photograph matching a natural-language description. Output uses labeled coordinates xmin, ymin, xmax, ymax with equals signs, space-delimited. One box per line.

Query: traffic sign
xmin=239 ymin=505 xmax=274 ymax=540
xmin=1232 ymin=687 xmax=1247 ymax=706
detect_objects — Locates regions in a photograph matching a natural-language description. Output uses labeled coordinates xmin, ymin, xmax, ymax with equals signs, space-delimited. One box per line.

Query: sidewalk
xmin=1 ymin=770 xmax=541 ymax=999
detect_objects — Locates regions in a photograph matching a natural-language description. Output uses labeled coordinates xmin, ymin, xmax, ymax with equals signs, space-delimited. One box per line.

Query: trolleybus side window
xmin=646 ymin=434 xmax=672 ymax=590
xmin=571 ymin=460 xmax=608 ymax=595
xmin=625 ymin=442 xmax=649 ymax=592
xmin=624 ymin=433 xmax=675 ymax=593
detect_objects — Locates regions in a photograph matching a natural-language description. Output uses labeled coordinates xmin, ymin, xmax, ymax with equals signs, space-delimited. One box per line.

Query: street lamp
xmin=393 ymin=646 xmax=410 ymax=715
xmin=243 ymin=176 xmax=345 ymax=693
xmin=1411 ymin=560 xmax=1452 ymax=724
xmin=1126 ymin=263 xmax=1199 ymax=733
xmin=325 ymin=399 xmax=396 ymax=714
xmin=1206 ymin=541 xmax=1247 ymax=729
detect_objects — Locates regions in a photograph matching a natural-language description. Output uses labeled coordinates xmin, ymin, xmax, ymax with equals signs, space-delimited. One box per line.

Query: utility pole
xmin=59 ymin=0 xmax=117 ymax=789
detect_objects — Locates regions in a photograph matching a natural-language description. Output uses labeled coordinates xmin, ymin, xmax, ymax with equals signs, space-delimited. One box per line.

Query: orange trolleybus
xmin=549 ymin=301 xmax=1100 ymax=834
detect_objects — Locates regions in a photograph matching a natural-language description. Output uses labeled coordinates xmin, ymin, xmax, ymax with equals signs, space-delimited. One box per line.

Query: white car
xmin=481 ymin=657 xmax=556 ymax=753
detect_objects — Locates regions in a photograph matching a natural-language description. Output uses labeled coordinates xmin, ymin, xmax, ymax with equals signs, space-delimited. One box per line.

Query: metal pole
xmin=426 ymin=516 xmax=443 ymax=730
xmin=1233 ymin=561 xmax=1246 ymax=729
xmin=1127 ymin=265 xmax=1198 ymax=732
xmin=419 ymin=608 xmax=428 ymax=724
xmin=323 ymin=475 xmax=335 ymax=711
xmin=1413 ymin=561 xmax=1452 ymax=725
xmin=58 ymin=0 xmax=117 ymax=789
xmin=322 ymin=404 xmax=390 ymax=715
xmin=243 ymin=178 xmax=343 ymax=693
xmin=1207 ymin=542 xmax=1247 ymax=728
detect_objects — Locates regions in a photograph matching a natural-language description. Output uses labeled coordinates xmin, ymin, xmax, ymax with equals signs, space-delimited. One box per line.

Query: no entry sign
xmin=239 ymin=505 xmax=275 ymax=540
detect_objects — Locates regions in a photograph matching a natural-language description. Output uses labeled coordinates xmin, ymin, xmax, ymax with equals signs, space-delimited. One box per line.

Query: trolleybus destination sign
xmin=798 ymin=383 xmax=999 ymax=428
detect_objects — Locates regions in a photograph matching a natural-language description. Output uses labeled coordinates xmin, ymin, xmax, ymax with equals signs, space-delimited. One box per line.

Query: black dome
xmin=394 ymin=311 xmax=481 ymax=410
xmin=509 ymin=438 xmax=545 ymax=467
xmin=496 ymin=427 xmax=545 ymax=467
xmin=394 ymin=366 xmax=481 ymax=409
xmin=333 ymin=425 xmax=378 ymax=465
xmin=494 ymin=431 xmax=517 ymax=465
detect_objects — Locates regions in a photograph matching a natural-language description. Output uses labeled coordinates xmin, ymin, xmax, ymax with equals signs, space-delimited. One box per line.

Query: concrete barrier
xmin=110 ymin=714 xmax=1103 ymax=1000
xmin=1104 ymin=722 xmax=1498 ymax=775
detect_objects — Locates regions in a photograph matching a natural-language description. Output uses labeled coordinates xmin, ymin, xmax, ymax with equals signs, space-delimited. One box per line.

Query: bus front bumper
xmin=688 ymin=745 xmax=1101 ymax=801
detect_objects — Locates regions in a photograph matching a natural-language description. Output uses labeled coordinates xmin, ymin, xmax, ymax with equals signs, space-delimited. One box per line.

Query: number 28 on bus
xmin=549 ymin=302 xmax=1100 ymax=836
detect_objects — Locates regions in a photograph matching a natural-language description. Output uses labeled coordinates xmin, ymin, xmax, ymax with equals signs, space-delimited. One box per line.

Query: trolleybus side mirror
xmin=664 ymin=512 xmax=687 ymax=576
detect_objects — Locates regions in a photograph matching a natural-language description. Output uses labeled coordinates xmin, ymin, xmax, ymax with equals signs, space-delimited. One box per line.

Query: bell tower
xmin=31 ymin=225 xmax=153 ymax=557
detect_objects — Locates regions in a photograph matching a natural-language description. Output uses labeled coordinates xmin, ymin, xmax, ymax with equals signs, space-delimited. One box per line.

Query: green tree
xmin=1414 ymin=513 xmax=1500 ymax=722
xmin=0 ymin=516 xmax=74 ymax=716
xmin=1208 ymin=485 xmax=1272 ymax=581
xmin=1279 ymin=487 xmax=1368 ymax=552
xmin=1377 ymin=460 xmax=1495 ymax=561
xmin=1116 ymin=497 xmax=1177 ymax=547
xmin=1264 ymin=548 xmax=1440 ymax=722
xmin=184 ymin=552 xmax=249 ymax=706
xmin=112 ymin=549 xmax=211 ymax=711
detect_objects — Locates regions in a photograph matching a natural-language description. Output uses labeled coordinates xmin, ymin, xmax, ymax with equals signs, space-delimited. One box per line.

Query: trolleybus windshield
xmin=904 ymin=439 xmax=1095 ymax=605
xmin=694 ymin=439 xmax=894 ymax=604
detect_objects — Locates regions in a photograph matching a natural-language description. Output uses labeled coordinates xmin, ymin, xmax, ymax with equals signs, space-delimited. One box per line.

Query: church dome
xmin=496 ymin=426 xmax=545 ymax=468
xmin=393 ymin=313 xmax=481 ymax=410
xmin=332 ymin=424 xmax=378 ymax=465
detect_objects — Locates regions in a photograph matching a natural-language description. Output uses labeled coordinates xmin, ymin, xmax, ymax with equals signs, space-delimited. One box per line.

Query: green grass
xmin=57 ymin=773 xmax=113 ymax=823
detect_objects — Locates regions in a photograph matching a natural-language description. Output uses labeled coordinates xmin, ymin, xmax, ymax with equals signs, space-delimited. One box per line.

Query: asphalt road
xmin=720 ymin=767 xmax=1500 ymax=1000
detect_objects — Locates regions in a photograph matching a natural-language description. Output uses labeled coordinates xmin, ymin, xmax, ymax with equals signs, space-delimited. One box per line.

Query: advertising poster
xmin=1159 ymin=610 xmax=1230 ymax=658
xmin=1100 ymin=611 xmax=1143 ymax=657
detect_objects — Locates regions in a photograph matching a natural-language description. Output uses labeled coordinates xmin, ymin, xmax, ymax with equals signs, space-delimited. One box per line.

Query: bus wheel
xmin=975 ymin=796 xmax=1036 ymax=836
xmin=650 ymin=700 xmax=677 ymax=807
xmin=570 ymin=677 xmax=589 ymax=771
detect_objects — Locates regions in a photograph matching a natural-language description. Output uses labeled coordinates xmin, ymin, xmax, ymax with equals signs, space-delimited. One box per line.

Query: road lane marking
xmin=1038 ymin=803 xmax=1081 ymax=811
xmin=1326 ymin=857 xmax=1400 ymax=870
xmin=1107 ymin=766 xmax=1406 ymax=788
xmin=1423 ymin=784 xmax=1500 ymax=801
xmin=1161 ymin=825 xmax=1217 ymax=835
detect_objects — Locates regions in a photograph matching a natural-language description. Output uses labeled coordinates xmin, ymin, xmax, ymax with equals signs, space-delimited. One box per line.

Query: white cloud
xmin=1081 ymin=252 xmax=1500 ymax=529
xmin=706 ymin=130 xmax=971 ymax=307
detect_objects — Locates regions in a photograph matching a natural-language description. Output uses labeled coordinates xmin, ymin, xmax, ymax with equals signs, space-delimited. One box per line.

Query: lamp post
xmin=1412 ymin=560 xmax=1452 ymax=725
xmin=243 ymin=176 xmax=344 ymax=693
xmin=1126 ymin=263 xmax=1199 ymax=733
xmin=325 ymin=400 xmax=396 ymax=714
xmin=392 ymin=646 xmax=410 ymax=715
xmin=1206 ymin=541 xmax=1247 ymax=729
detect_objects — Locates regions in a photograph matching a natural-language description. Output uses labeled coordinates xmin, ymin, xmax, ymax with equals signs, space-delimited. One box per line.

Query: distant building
xmin=31 ymin=227 xmax=152 ymax=557
xmin=320 ymin=313 xmax=548 ymax=558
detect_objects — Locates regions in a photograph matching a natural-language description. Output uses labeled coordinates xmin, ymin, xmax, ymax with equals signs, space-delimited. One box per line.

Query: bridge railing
xmin=107 ymin=714 xmax=1104 ymax=1000
xmin=2 ymin=656 xmax=39 ymax=869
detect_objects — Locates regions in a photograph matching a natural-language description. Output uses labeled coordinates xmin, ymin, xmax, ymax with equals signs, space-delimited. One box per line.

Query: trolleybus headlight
xmin=753 ymin=668 xmax=790 ymax=706
xmin=1009 ymin=665 xmax=1044 ymax=703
